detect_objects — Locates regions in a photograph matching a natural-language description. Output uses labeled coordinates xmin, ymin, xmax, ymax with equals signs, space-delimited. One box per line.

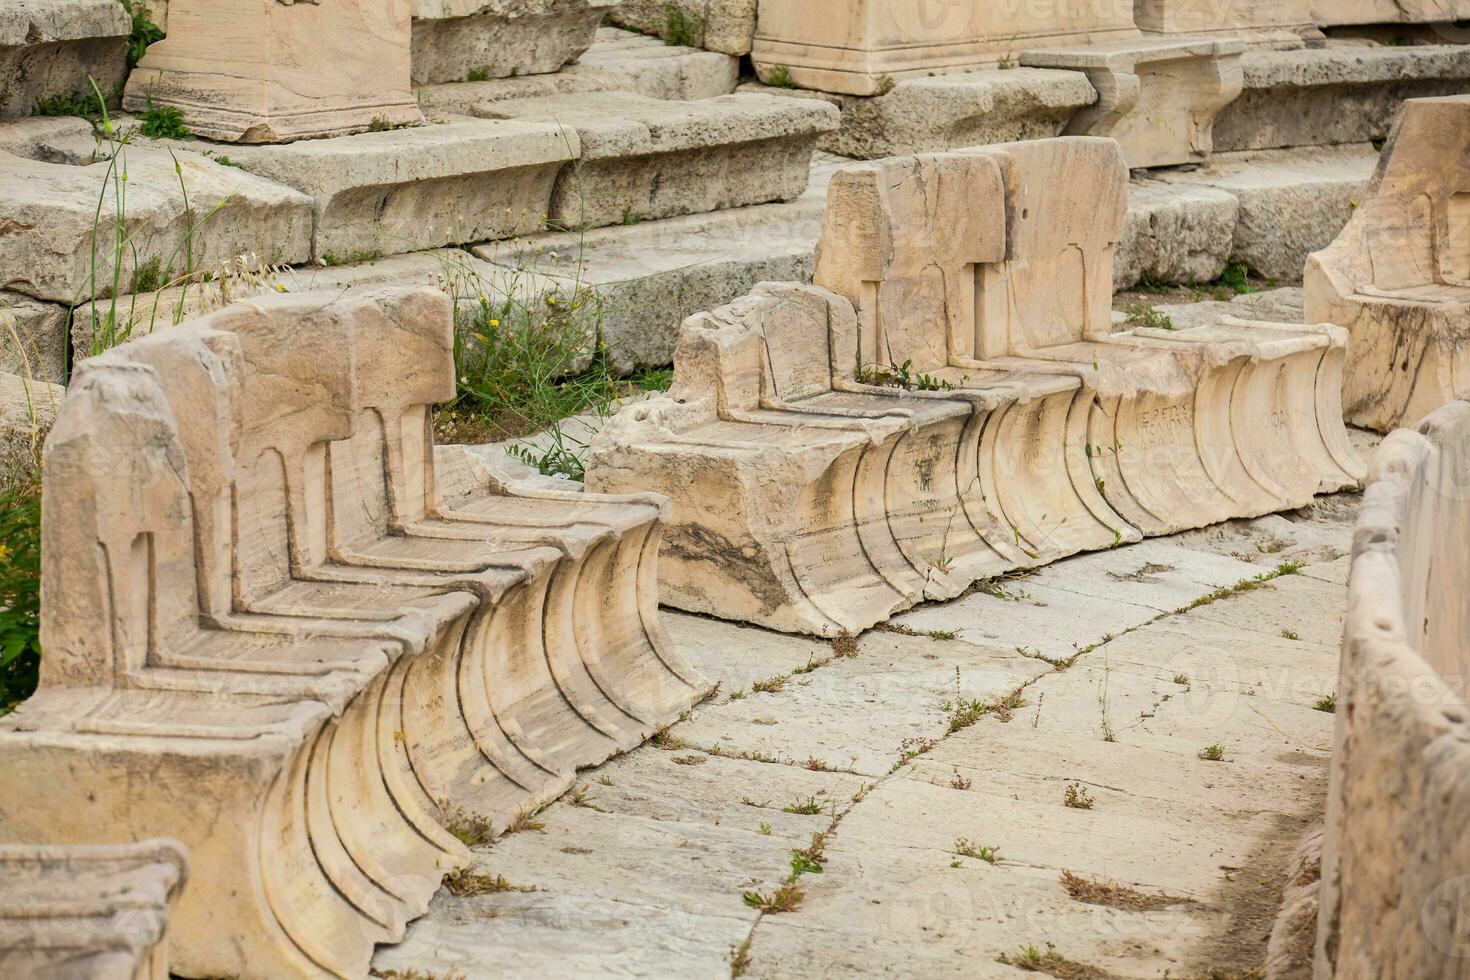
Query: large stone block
xmin=1318 ymin=400 xmax=1470 ymax=978
xmin=0 ymin=144 xmax=314 ymax=304
xmin=1306 ymin=95 xmax=1470 ymax=433
xmin=0 ymin=287 xmax=707 ymax=977
xmin=608 ymin=0 xmax=757 ymax=56
xmin=1314 ymin=0 xmax=1470 ymax=28
xmin=0 ymin=292 xmax=66 ymax=383
xmin=0 ymin=0 xmax=129 ymax=118
xmin=579 ymin=27 xmax=739 ymax=100
xmin=738 ymin=69 xmax=1098 ymax=160
xmin=1020 ymin=37 xmax=1244 ymax=169
xmin=587 ymin=139 xmax=1362 ymax=636
xmin=160 ymin=118 xmax=577 ymax=262
xmin=1156 ymin=144 xmax=1378 ymax=282
xmin=1213 ymin=45 xmax=1470 ymax=154
xmin=411 ymin=0 xmax=616 ymax=85
xmin=0 ymin=840 xmax=188 ymax=979
xmin=1133 ymin=0 xmax=1319 ymax=47
xmin=1115 ymin=182 xmax=1238 ymax=290
xmin=749 ymin=0 xmax=1139 ymax=96
xmin=471 ymin=91 xmax=837 ymax=229
xmin=124 ymin=0 xmax=422 ymax=142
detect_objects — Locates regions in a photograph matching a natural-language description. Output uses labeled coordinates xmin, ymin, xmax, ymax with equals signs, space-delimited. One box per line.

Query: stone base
xmin=0 ymin=0 xmax=129 ymax=118
xmin=469 ymin=91 xmax=837 ymax=230
xmin=410 ymin=0 xmax=616 ymax=85
xmin=158 ymin=117 xmax=577 ymax=262
xmin=0 ymin=840 xmax=187 ymax=978
xmin=607 ymin=0 xmax=757 ymax=56
xmin=738 ymin=69 xmax=1097 ymax=161
xmin=579 ymin=27 xmax=739 ymax=100
xmin=1134 ymin=0 xmax=1321 ymax=49
xmin=1214 ymin=44 xmax=1470 ymax=153
xmin=1021 ymin=37 xmax=1245 ymax=169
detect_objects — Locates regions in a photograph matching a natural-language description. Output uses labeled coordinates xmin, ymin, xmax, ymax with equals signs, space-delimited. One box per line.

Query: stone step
xmin=738 ymin=69 xmax=1098 ymax=161
xmin=0 ymin=120 xmax=315 ymax=305
xmin=410 ymin=0 xmax=614 ymax=85
xmin=464 ymin=90 xmax=837 ymax=230
xmin=0 ymin=0 xmax=129 ymax=119
xmin=607 ymin=0 xmax=757 ymax=56
xmin=1134 ymin=0 xmax=1321 ymax=47
xmin=578 ymin=26 xmax=739 ymax=100
xmin=1215 ymin=43 xmax=1470 ymax=152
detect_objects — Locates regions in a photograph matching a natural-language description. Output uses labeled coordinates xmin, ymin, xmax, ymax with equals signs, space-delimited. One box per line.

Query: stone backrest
xmin=672 ymin=281 xmax=860 ymax=413
xmin=814 ymin=138 xmax=1126 ymax=368
xmin=1321 ymin=399 xmax=1470 ymax=975
xmin=38 ymin=357 xmax=201 ymax=688
xmin=1329 ymin=95 xmax=1470 ymax=292
xmin=815 ymin=153 xmax=1007 ymax=375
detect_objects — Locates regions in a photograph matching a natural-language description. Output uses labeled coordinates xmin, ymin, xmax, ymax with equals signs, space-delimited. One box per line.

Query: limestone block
xmin=1213 ymin=45 xmax=1470 ymax=154
xmin=579 ymin=27 xmax=739 ymax=100
xmin=588 ymin=138 xmax=1363 ymax=635
xmin=0 ymin=115 xmax=92 ymax=161
xmin=1133 ymin=0 xmax=1319 ymax=47
xmin=0 ymin=371 xmax=58 ymax=483
xmin=0 ymin=840 xmax=187 ymax=979
xmin=160 ymin=118 xmax=577 ymax=262
xmin=0 ymin=145 xmax=314 ymax=304
xmin=1019 ymin=37 xmax=1244 ymax=169
xmin=411 ymin=0 xmax=616 ymax=85
xmin=608 ymin=0 xmax=757 ymax=56
xmin=415 ymin=63 xmax=635 ymax=115
xmin=1315 ymin=0 xmax=1470 ymax=28
xmin=0 ymin=0 xmax=127 ymax=119
xmin=471 ymin=91 xmax=837 ymax=230
xmin=1318 ymin=400 xmax=1470 ymax=978
xmin=1306 ymin=95 xmax=1470 ymax=433
xmin=123 ymin=0 xmax=423 ymax=142
xmin=1156 ymin=145 xmax=1378 ymax=282
xmin=737 ymin=69 xmax=1098 ymax=161
xmin=0 ymin=292 xmax=66 ymax=383
xmin=0 ymin=286 xmax=707 ymax=976
xmin=749 ymin=0 xmax=1139 ymax=96
xmin=472 ymin=156 xmax=844 ymax=370
xmin=1115 ymin=181 xmax=1238 ymax=290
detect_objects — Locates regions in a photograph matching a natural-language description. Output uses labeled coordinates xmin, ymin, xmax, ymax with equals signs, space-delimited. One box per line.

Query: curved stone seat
xmin=1318 ymin=400 xmax=1470 ymax=976
xmin=1306 ymin=94 xmax=1470 ymax=434
xmin=0 ymin=287 xmax=707 ymax=978
xmin=0 ymin=839 xmax=186 ymax=980
xmin=588 ymin=137 xmax=1361 ymax=636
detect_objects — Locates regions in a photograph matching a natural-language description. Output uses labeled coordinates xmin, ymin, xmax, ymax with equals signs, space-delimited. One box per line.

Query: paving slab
xmin=378 ymin=490 xmax=1353 ymax=978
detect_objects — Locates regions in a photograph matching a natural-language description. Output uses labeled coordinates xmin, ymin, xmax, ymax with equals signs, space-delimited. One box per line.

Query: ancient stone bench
xmin=1319 ymin=399 xmax=1470 ymax=976
xmin=587 ymin=138 xmax=1362 ymax=636
xmin=0 ymin=287 xmax=706 ymax=977
xmin=0 ymin=839 xmax=187 ymax=979
xmin=1306 ymin=94 xmax=1470 ymax=433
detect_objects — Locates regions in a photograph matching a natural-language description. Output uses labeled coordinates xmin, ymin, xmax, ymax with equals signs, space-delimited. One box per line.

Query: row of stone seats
xmin=1320 ymin=399 xmax=1470 ymax=976
xmin=587 ymin=137 xmax=1364 ymax=636
xmin=0 ymin=839 xmax=186 ymax=979
xmin=0 ymin=287 xmax=708 ymax=978
xmin=1307 ymin=93 xmax=1470 ymax=434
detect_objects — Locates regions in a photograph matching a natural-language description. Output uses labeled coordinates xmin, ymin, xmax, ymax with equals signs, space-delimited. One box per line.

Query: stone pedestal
xmin=123 ymin=0 xmax=422 ymax=143
xmin=750 ymin=0 xmax=1139 ymax=96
